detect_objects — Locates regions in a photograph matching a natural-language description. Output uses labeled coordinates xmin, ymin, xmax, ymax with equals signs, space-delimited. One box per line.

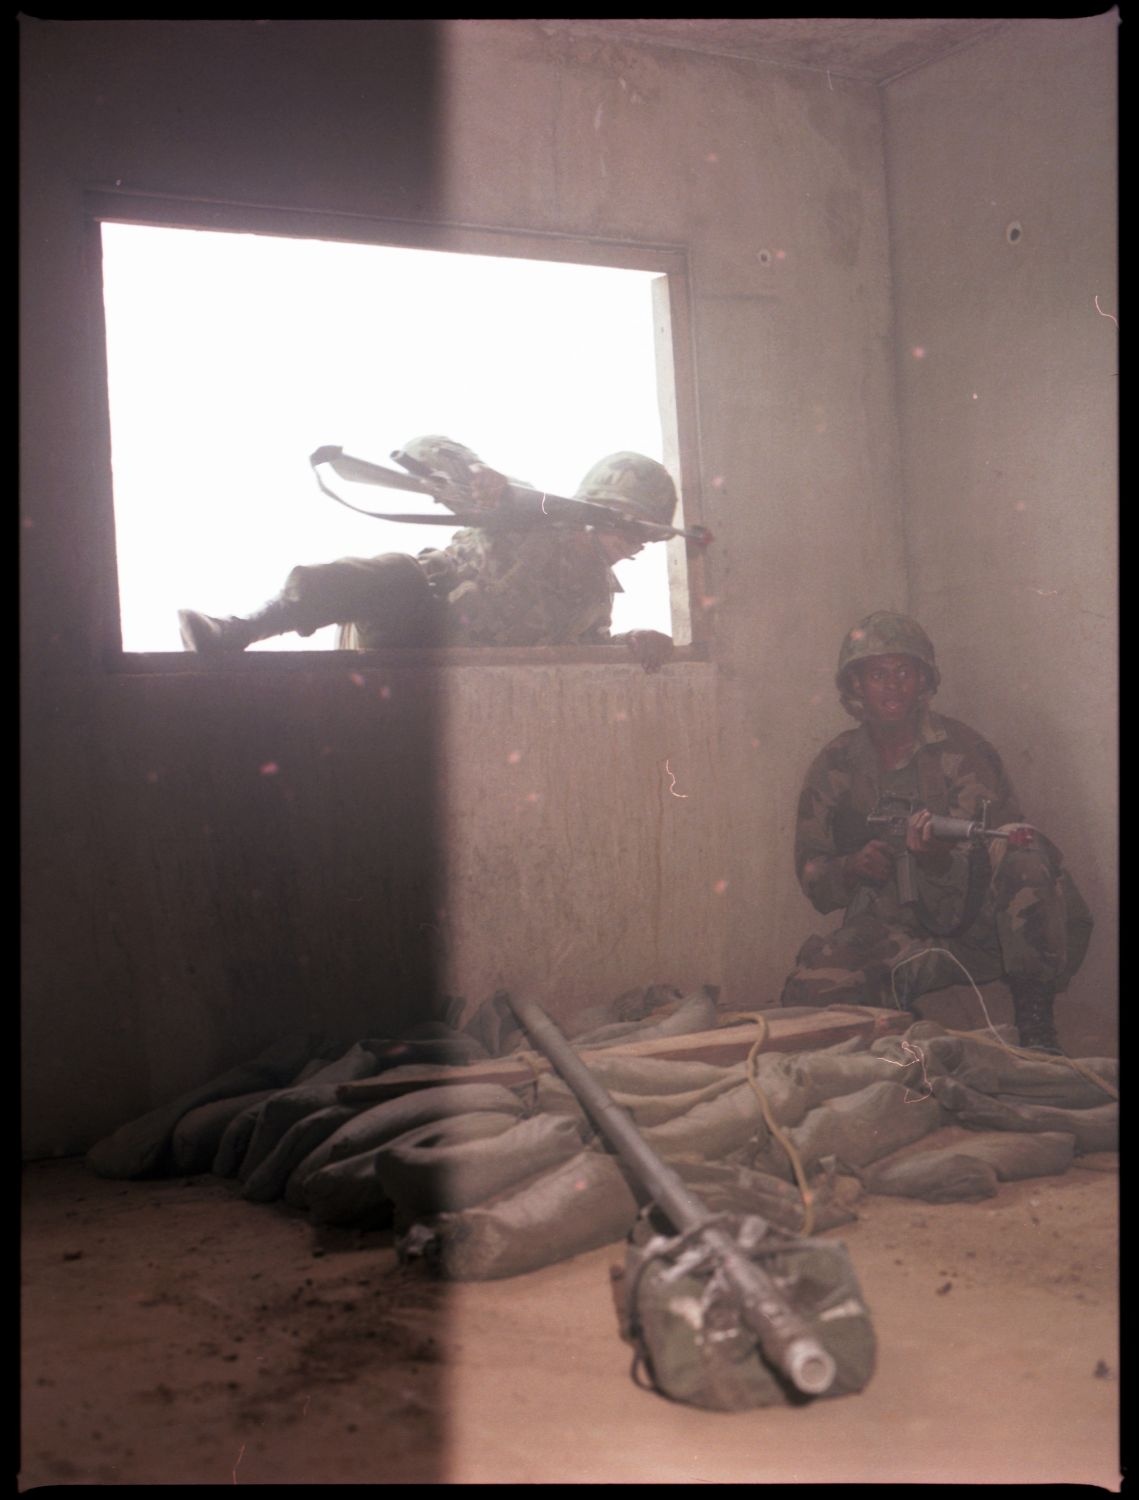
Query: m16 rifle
xmin=309 ymin=445 xmax=713 ymax=548
xmin=506 ymin=992 xmax=876 ymax=1411
xmin=858 ymin=793 xmax=1032 ymax=936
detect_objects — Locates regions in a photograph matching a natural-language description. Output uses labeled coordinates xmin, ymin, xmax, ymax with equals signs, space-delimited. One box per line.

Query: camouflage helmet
xmin=575 ymin=452 xmax=678 ymax=528
xmin=836 ymin=611 xmax=940 ymax=718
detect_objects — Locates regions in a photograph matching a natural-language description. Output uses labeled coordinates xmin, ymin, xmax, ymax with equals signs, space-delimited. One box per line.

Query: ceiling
xmin=533 ymin=18 xmax=1010 ymax=85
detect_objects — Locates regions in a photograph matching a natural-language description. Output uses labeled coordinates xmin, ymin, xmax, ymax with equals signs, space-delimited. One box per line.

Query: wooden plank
xmin=336 ymin=1006 xmax=910 ymax=1104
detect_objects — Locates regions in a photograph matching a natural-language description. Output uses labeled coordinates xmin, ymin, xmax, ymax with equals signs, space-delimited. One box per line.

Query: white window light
xmin=99 ymin=222 xmax=677 ymax=653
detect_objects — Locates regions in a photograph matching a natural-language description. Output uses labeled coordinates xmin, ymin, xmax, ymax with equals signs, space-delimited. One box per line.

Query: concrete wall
xmin=21 ymin=17 xmax=1114 ymax=1157
xmin=883 ymin=15 xmax=1118 ymax=1052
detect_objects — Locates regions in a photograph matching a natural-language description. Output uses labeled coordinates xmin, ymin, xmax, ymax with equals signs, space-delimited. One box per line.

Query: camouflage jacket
xmin=794 ymin=708 xmax=1023 ymax=918
xmin=416 ymin=526 xmax=619 ymax=647
xmin=407 ymin=435 xmax=621 ymax=647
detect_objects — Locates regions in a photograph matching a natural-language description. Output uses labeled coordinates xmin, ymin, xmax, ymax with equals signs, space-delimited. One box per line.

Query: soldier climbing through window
xmin=177 ymin=436 xmax=682 ymax=673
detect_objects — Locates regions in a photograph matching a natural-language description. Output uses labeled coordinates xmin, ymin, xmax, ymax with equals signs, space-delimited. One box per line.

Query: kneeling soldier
xmin=780 ymin=611 xmax=1093 ymax=1054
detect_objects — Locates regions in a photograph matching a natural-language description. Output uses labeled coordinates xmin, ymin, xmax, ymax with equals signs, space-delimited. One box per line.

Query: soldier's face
xmin=595 ymin=530 xmax=646 ymax=564
xmin=852 ymin=654 xmax=924 ymax=724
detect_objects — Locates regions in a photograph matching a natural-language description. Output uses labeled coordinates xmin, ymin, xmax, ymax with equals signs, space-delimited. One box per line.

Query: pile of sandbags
xmin=83 ymin=999 xmax=1118 ymax=1282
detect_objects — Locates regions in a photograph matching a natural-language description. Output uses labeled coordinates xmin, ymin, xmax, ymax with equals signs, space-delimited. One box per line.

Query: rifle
xmin=506 ymin=992 xmax=876 ymax=1409
xmin=864 ymin=793 xmax=1031 ymax=915
xmin=309 ymin=446 xmax=713 ymax=548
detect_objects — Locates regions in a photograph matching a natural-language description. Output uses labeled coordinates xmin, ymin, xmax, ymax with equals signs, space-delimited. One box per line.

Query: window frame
xmin=86 ymin=191 xmax=711 ymax=671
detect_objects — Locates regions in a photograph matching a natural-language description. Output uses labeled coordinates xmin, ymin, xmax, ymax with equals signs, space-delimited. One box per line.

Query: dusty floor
xmin=21 ymin=1151 xmax=1119 ymax=1488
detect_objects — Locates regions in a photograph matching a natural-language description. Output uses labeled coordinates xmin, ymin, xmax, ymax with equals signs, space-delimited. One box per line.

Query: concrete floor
xmin=20 ymin=1152 xmax=1120 ymax=1487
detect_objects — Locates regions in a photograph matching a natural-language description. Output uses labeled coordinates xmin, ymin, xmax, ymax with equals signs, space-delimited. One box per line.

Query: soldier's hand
xmin=844 ymin=840 xmax=894 ymax=885
xmin=905 ymin=809 xmax=953 ymax=870
xmin=417 ymin=548 xmax=456 ymax=587
xmin=626 ymin=629 xmax=674 ymax=674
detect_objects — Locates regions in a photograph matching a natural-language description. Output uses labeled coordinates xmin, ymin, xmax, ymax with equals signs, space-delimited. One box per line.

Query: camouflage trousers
xmin=780 ymin=830 xmax=1093 ymax=1010
xmin=280 ymin=553 xmax=444 ymax=649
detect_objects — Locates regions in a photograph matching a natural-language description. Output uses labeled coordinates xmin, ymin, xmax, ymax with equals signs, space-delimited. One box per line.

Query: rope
xmin=514 ymin=1047 xmax=548 ymax=1112
xmin=888 ymin=948 xmax=1118 ymax=1101
xmin=739 ymin=1012 xmax=817 ymax=1236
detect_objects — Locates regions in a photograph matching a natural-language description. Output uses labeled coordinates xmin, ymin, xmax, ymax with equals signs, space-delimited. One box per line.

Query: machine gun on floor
xmin=506 ymin=993 xmax=876 ymax=1411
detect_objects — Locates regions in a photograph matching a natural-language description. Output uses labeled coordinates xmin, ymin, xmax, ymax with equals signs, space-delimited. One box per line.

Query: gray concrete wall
xmin=883 ymin=15 xmax=1118 ymax=1052
xmin=21 ymin=19 xmax=907 ymax=1154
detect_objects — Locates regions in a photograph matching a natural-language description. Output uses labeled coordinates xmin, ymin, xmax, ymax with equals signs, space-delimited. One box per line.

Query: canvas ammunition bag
xmin=614 ymin=1216 xmax=876 ymax=1411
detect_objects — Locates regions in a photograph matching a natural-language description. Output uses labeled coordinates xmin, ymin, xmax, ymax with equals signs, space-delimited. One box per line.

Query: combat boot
xmin=178 ymin=596 xmax=308 ymax=653
xmin=1008 ymin=975 xmax=1063 ymax=1055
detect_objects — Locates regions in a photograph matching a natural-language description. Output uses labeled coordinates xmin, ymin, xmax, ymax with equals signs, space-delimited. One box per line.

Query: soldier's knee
xmin=991 ymin=826 xmax=1059 ymax=887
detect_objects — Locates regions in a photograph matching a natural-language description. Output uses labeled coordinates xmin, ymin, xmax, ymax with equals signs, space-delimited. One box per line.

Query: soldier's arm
xmin=793 ymin=753 xmax=862 ymax=914
xmin=937 ymin=726 xmax=1024 ymax=826
xmin=906 ymin=726 xmax=1022 ymax=875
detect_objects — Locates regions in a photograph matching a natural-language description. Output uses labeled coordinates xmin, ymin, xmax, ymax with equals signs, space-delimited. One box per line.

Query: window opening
xmin=99 ymin=222 xmax=684 ymax=653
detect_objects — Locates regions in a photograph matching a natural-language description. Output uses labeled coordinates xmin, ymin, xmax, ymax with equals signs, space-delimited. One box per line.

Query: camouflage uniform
xmin=328 ymin=524 xmax=622 ymax=650
xmin=182 ymin=439 xmax=673 ymax=653
xmin=780 ymin=623 xmax=1093 ymax=1013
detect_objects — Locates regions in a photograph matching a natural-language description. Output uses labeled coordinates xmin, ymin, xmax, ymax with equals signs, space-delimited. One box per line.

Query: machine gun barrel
xmin=506 ymin=992 xmax=837 ymax=1397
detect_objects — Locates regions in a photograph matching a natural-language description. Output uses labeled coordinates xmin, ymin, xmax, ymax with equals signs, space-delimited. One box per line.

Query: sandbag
xmin=327 ymin=1082 xmax=527 ymax=1164
xmin=641 ymin=1083 xmax=767 ymax=1162
xmin=362 ymin=1034 xmax=493 ymax=1069
xmin=609 ymin=1078 xmax=746 ymax=1129
xmin=740 ymin=1053 xmax=815 ymax=1127
xmin=918 ymin=1035 xmax=1117 ymax=1107
xmin=212 ymin=1099 xmax=269 ymax=1179
xmin=375 ymin=1111 xmax=584 ymax=1220
xmin=595 ymin=1054 xmax=811 ymax=1132
xmin=85 ymin=1032 xmax=328 ymax=1180
xmin=932 ymin=1077 xmax=1119 ymax=1153
xmin=170 ymin=1091 xmax=277 ymax=1176
xmin=863 ymin=1151 xmax=999 ymax=1203
xmin=236 ymin=1043 xmax=379 ymax=1182
xmin=864 ymin=1129 xmax=1077 ymax=1201
xmin=242 ymin=1105 xmax=360 ymax=1203
xmin=459 ymin=991 xmax=525 ymax=1057
xmin=577 ymin=1052 xmax=742 ymax=1097
xmin=757 ymin=1081 xmax=946 ymax=1177
xmin=570 ymin=988 xmax=719 ymax=1048
xmin=399 ymin=1148 xmax=641 ymax=1280
xmin=304 ymin=1152 xmax=396 ymax=1228
xmin=531 ymin=1074 xmax=592 ymax=1133
xmin=284 ymin=1083 xmax=527 ymax=1209
xmin=793 ymin=1049 xmax=925 ymax=1109
xmin=667 ymin=1157 xmax=858 ymax=1234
